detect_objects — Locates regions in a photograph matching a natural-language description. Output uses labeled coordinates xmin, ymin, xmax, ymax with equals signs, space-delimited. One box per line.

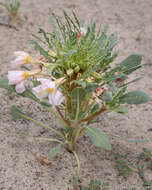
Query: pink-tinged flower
xmin=49 ymin=90 xmax=65 ymax=107
xmin=7 ymin=70 xmax=29 ymax=93
xmin=11 ymin=51 xmax=32 ymax=67
xmin=77 ymin=27 xmax=87 ymax=38
xmin=32 ymin=78 xmax=64 ymax=106
xmin=32 ymin=79 xmax=55 ymax=100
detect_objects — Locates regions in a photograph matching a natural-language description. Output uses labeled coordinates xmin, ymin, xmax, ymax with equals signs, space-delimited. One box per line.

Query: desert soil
xmin=0 ymin=0 xmax=152 ymax=189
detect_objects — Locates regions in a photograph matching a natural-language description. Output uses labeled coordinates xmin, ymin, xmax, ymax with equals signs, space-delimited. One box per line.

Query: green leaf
xmin=90 ymin=104 xmax=99 ymax=114
xmin=81 ymin=187 xmax=89 ymax=190
xmin=120 ymin=91 xmax=150 ymax=104
xmin=11 ymin=105 xmax=25 ymax=119
xmin=123 ymin=138 xmax=148 ymax=143
xmin=48 ymin=144 xmax=61 ymax=159
xmin=113 ymin=105 xmax=128 ymax=114
xmin=124 ymin=77 xmax=142 ymax=87
xmin=30 ymin=40 xmax=52 ymax=61
xmin=38 ymin=28 xmax=52 ymax=48
xmin=20 ymin=88 xmax=39 ymax=102
xmin=102 ymin=91 xmax=113 ymax=102
xmin=0 ymin=78 xmax=15 ymax=94
xmin=85 ymin=83 xmax=98 ymax=93
xmin=71 ymin=87 xmax=86 ymax=104
xmin=86 ymin=126 xmax=111 ymax=150
xmin=119 ymin=54 xmax=142 ymax=74
xmin=32 ymin=80 xmax=41 ymax=87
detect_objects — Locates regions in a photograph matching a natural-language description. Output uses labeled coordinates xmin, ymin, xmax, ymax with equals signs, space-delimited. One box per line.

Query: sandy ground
xmin=0 ymin=0 xmax=152 ymax=189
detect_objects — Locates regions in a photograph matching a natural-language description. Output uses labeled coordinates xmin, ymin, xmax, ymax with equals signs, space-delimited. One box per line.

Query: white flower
xmin=32 ymin=79 xmax=55 ymax=100
xmin=15 ymin=81 xmax=26 ymax=93
xmin=7 ymin=70 xmax=28 ymax=93
xmin=7 ymin=71 xmax=28 ymax=85
xmin=11 ymin=51 xmax=31 ymax=67
xmin=32 ymin=78 xmax=64 ymax=106
xmin=49 ymin=90 xmax=65 ymax=107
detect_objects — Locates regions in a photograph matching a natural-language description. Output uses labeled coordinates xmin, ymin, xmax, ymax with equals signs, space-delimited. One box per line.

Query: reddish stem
xmin=78 ymin=107 xmax=106 ymax=124
xmin=55 ymin=106 xmax=71 ymax=126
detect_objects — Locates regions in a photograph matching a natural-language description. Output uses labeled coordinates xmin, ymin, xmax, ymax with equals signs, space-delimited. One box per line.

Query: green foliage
xmin=120 ymin=91 xmax=150 ymax=104
xmin=71 ymin=87 xmax=86 ymax=104
xmin=48 ymin=144 xmax=61 ymax=159
xmin=115 ymin=153 xmax=133 ymax=177
xmin=0 ymin=0 xmax=21 ymax=17
xmin=0 ymin=78 xmax=14 ymax=94
xmin=73 ymin=177 xmax=109 ymax=190
xmin=86 ymin=126 xmax=111 ymax=150
xmin=137 ymin=148 xmax=152 ymax=189
xmin=102 ymin=91 xmax=113 ymax=102
xmin=11 ymin=105 xmax=24 ymax=119
xmin=30 ymin=40 xmax=52 ymax=62
xmin=118 ymin=54 xmax=142 ymax=75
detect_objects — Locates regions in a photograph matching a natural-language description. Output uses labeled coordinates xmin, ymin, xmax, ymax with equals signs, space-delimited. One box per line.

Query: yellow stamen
xmin=24 ymin=55 xmax=32 ymax=64
xmin=39 ymin=91 xmax=45 ymax=96
xmin=46 ymin=88 xmax=55 ymax=93
xmin=23 ymin=71 xmax=29 ymax=79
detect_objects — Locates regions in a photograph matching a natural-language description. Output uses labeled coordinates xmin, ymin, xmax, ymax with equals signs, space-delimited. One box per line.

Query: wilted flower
xmin=7 ymin=70 xmax=29 ymax=93
xmin=11 ymin=51 xmax=32 ymax=67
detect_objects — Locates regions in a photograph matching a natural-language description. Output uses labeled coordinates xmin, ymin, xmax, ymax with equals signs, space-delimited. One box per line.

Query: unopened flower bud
xmin=91 ymin=72 xmax=101 ymax=79
xmin=48 ymin=50 xmax=57 ymax=58
xmin=66 ymin=69 xmax=74 ymax=76
xmin=55 ymin=77 xmax=65 ymax=86
xmin=86 ymin=77 xmax=94 ymax=83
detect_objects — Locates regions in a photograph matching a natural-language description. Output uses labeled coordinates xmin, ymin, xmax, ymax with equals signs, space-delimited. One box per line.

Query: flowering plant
xmin=0 ymin=11 xmax=149 ymax=175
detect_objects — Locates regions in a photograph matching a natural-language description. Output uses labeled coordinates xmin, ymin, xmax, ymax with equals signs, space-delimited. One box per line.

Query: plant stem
xmin=22 ymin=133 xmax=63 ymax=144
xmin=72 ymin=151 xmax=80 ymax=177
xmin=78 ymin=107 xmax=106 ymax=124
xmin=55 ymin=106 xmax=71 ymax=126
xmin=43 ymin=106 xmax=69 ymax=128
xmin=19 ymin=112 xmax=65 ymax=139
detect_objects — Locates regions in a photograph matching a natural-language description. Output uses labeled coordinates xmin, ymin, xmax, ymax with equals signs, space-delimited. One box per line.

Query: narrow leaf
xmin=11 ymin=105 xmax=25 ymax=119
xmin=30 ymin=40 xmax=52 ymax=61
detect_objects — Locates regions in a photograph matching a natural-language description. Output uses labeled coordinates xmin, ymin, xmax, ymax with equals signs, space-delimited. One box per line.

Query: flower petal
xmin=14 ymin=51 xmax=28 ymax=57
xmin=15 ymin=82 xmax=26 ymax=93
xmin=7 ymin=71 xmax=24 ymax=85
xmin=49 ymin=90 xmax=64 ymax=106
xmin=32 ymin=85 xmax=48 ymax=100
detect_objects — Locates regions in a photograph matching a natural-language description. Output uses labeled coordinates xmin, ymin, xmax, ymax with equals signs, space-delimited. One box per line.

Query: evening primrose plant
xmin=0 ymin=11 xmax=150 ymax=175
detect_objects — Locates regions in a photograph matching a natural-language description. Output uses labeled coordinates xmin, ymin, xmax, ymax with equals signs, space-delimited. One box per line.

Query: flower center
xmin=24 ymin=55 xmax=32 ymax=64
xmin=23 ymin=71 xmax=29 ymax=79
xmin=46 ymin=88 xmax=55 ymax=93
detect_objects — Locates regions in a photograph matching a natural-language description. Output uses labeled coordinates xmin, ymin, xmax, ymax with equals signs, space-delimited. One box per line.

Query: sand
xmin=0 ymin=0 xmax=152 ymax=189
